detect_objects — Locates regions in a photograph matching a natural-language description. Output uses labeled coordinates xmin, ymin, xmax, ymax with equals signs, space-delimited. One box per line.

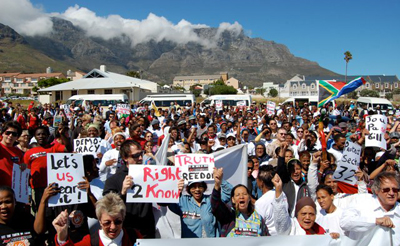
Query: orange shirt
xmin=24 ymin=142 xmax=65 ymax=189
xmin=0 ymin=143 xmax=24 ymax=187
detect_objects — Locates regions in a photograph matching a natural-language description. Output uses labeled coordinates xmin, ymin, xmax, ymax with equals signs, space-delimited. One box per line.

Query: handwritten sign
xmin=74 ymin=138 xmax=101 ymax=155
xmin=215 ymin=100 xmax=223 ymax=111
xmin=47 ymin=153 xmax=87 ymax=207
xmin=237 ymin=100 xmax=246 ymax=110
xmin=333 ymin=141 xmax=361 ymax=185
xmin=53 ymin=115 xmax=63 ymax=128
xmin=365 ymin=115 xmax=387 ymax=150
xmin=175 ymin=154 xmax=215 ymax=183
xmin=267 ymin=101 xmax=276 ymax=115
xmin=117 ymin=104 xmax=130 ymax=118
xmin=127 ymin=165 xmax=181 ymax=203
xmin=11 ymin=164 xmax=30 ymax=204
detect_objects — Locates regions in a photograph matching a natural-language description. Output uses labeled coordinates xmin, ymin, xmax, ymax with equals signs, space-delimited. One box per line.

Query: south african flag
xmin=318 ymin=77 xmax=365 ymax=107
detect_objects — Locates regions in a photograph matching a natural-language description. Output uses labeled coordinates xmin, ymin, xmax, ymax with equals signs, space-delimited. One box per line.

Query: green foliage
xmin=32 ymin=86 xmax=39 ymax=92
xmin=38 ymin=77 xmax=69 ymax=88
xmin=189 ymin=84 xmax=202 ymax=97
xmin=126 ymin=71 xmax=141 ymax=78
xmin=344 ymin=51 xmax=353 ymax=62
xmin=173 ymin=85 xmax=185 ymax=92
xmin=347 ymin=91 xmax=358 ymax=99
xmin=213 ymin=79 xmax=225 ymax=86
xmin=208 ymin=85 xmax=237 ymax=95
xmin=268 ymin=88 xmax=278 ymax=97
xmin=386 ymin=93 xmax=393 ymax=100
xmin=255 ymin=88 xmax=266 ymax=95
xmin=359 ymin=89 xmax=379 ymax=98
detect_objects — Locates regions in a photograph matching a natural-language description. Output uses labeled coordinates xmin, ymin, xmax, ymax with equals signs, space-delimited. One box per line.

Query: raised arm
xmin=271 ymin=174 xmax=292 ymax=235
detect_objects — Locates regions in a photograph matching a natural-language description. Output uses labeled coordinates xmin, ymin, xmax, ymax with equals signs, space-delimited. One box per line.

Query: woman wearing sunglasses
xmin=53 ymin=193 xmax=141 ymax=245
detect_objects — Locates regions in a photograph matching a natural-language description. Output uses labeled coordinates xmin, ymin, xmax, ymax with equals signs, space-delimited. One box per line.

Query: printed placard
xmin=215 ymin=100 xmax=223 ymax=111
xmin=47 ymin=153 xmax=87 ymax=207
xmin=333 ymin=141 xmax=362 ymax=185
xmin=63 ymin=105 xmax=72 ymax=120
xmin=53 ymin=115 xmax=63 ymax=128
xmin=175 ymin=154 xmax=215 ymax=183
xmin=127 ymin=165 xmax=181 ymax=203
xmin=117 ymin=104 xmax=131 ymax=118
xmin=11 ymin=164 xmax=30 ymax=204
xmin=74 ymin=137 xmax=101 ymax=155
xmin=267 ymin=101 xmax=276 ymax=115
xmin=365 ymin=115 xmax=387 ymax=150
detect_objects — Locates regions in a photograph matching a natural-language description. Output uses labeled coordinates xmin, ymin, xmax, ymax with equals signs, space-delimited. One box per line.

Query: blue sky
xmin=28 ymin=0 xmax=400 ymax=77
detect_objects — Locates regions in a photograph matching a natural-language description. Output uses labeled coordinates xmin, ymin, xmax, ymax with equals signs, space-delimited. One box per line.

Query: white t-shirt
xmin=316 ymin=206 xmax=344 ymax=235
xmin=255 ymin=189 xmax=277 ymax=235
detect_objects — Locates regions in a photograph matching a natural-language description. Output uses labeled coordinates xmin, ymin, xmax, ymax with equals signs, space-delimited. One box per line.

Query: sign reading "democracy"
xmin=74 ymin=137 xmax=101 ymax=155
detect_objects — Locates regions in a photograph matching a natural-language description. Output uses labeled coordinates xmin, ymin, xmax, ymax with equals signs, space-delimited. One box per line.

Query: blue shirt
xmin=169 ymin=180 xmax=232 ymax=238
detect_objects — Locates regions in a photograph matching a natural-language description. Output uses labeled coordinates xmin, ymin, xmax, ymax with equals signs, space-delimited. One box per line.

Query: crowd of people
xmin=0 ymin=99 xmax=399 ymax=245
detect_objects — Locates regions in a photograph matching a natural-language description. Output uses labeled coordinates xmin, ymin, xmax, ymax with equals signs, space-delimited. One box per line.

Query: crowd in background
xmin=0 ymin=98 xmax=399 ymax=246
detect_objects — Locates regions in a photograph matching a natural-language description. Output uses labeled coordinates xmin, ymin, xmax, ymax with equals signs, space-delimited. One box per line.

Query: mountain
xmin=2 ymin=18 xmax=338 ymax=86
xmin=0 ymin=23 xmax=77 ymax=74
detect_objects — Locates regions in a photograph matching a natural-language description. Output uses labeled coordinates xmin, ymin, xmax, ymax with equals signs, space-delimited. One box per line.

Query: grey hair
xmin=95 ymin=192 xmax=126 ymax=221
xmin=371 ymin=172 xmax=400 ymax=195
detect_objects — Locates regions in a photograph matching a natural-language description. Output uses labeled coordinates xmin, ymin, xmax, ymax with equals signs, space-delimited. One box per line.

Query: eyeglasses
xmin=101 ymin=219 xmax=123 ymax=228
xmin=279 ymin=133 xmax=287 ymax=136
xmin=131 ymin=152 xmax=142 ymax=159
xmin=227 ymin=138 xmax=235 ymax=141
xmin=297 ymin=130 xmax=304 ymax=133
xmin=248 ymin=167 xmax=254 ymax=170
xmin=381 ymin=187 xmax=400 ymax=193
xmin=270 ymin=123 xmax=277 ymax=125
xmin=4 ymin=131 xmax=18 ymax=137
xmin=264 ymin=131 xmax=271 ymax=134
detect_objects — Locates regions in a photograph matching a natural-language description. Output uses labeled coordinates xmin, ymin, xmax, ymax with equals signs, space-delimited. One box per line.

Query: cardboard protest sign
xmin=11 ymin=164 xmax=30 ymax=204
xmin=175 ymin=154 xmax=215 ymax=183
xmin=333 ymin=141 xmax=362 ymax=185
xmin=47 ymin=153 xmax=87 ymax=207
xmin=215 ymin=100 xmax=223 ymax=111
xmin=117 ymin=104 xmax=131 ymax=118
xmin=365 ymin=115 xmax=387 ymax=150
xmin=267 ymin=101 xmax=276 ymax=115
xmin=127 ymin=165 xmax=181 ymax=203
xmin=74 ymin=138 xmax=101 ymax=155
xmin=53 ymin=115 xmax=63 ymax=128
xmin=236 ymin=100 xmax=246 ymax=110
xmin=63 ymin=105 xmax=72 ymax=121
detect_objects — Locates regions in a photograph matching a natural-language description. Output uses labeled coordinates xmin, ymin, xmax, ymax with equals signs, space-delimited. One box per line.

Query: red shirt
xmin=0 ymin=143 xmax=24 ymax=187
xmin=24 ymin=142 xmax=65 ymax=189
xmin=17 ymin=114 xmax=27 ymax=130
xmin=28 ymin=114 xmax=39 ymax=130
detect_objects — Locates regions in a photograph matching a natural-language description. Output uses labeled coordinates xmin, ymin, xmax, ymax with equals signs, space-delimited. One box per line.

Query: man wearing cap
xmin=214 ymin=133 xmax=227 ymax=150
xmin=149 ymin=119 xmax=163 ymax=143
xmin=188 ymin=115 xmax=196 ymax=127
xmin=105 ymin=104 xmax=114 ymax=119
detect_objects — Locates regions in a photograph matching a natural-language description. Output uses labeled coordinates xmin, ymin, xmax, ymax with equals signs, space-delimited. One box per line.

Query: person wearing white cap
xmin=99 ymin=132 xmax=126 ymax=182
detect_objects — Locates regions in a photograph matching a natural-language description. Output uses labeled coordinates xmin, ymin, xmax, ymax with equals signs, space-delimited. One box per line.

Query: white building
xmin=39 ymin=65 xmax=159 ymax=102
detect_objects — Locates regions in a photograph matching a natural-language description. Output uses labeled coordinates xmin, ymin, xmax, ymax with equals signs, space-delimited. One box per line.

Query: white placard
xmin=333 ymin=141 xmax=362 ymax=185
xmin=53 ymin=115 xmax=63 ymax=128
xmin=74 ymin=137 xmax=102 ymax=155
xmin=215 ymin=100 xmax=223 ymax=111
xmin=47 ymin=153 xmax=87 ymax=207
xmin=175 ymin=154 xmax=215 ymax=183
xmin=127 ymin=165 xmax=182 ymax=203
xmin=117 ymin=104 xmax=130 ymax=118
xmin=64 ymin=105 xmax=72 ymax=120
xmin=11 ymin=164 xmax=30 ymax=204
xmin=365 ymin=115 xmax=387 ymax=150
xmin=267 ymin=101 xmax=276 ymax=115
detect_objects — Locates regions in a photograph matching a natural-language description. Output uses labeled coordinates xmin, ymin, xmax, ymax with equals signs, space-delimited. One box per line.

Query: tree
xmin=126 ymin=71 xmax=141 ymax=78
xmin=268 ymin=88 xmax=278 ymax=97
xmin=173 ymin=85 xmax=185 ymax=92
xmin=255 ymin=88 xmax=266 ymax=95
xmin=213 ymin=79 xmax=225 ymax=86
xmin=348 ymin=91 xmax=358 ymax=99
xmin=38 ymin=77 xmax=70 ymax=88
xmin=190 ymin=84 xmax=202 ymax=97
xmin=344 ymin=51 xmax=353 ymax=83
xmin=359 ymin=89 xmax=379 ymax=97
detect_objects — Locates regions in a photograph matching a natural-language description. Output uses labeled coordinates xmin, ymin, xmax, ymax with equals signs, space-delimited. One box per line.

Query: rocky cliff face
xmin=7 ymin=17 xmax=337 ymax=85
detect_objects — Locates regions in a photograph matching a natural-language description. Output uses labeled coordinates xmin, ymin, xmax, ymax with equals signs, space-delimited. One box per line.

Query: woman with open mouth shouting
xmin=211 ymin=168 xmax=269 ymax=237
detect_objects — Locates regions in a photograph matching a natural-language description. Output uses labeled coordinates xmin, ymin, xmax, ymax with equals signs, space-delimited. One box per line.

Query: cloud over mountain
xmin=0 ymin=0 xmax=243 ymax=48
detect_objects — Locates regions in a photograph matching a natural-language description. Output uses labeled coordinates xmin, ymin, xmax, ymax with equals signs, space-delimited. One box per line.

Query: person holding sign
xmin=24 ymin=126 xmax=71 ymax=213
xmin=167 ymin=176 xmax=232 ymax=238
xmin=211 ymin=168 xmax=268 ymax=237
xmin=103 ymin=140 xmax=156 ymax=238
xmin=53 ymin=193 xmax=142 ymax=246
xmin=0 ymin=121 xmax=25 ymax=188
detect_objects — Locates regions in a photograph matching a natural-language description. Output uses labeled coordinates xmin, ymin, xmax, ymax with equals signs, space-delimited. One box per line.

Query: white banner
xmin=365 ymin=115 xmax=387 ymax=150
xmin=155 ymin=133 xmax=170 ymax=166
xmin=267 ymin=101 xmax=276 ymax=115
xmin=47 ymin=153 xmax=87 ymax=207
xmin=137 ymin=235 xmax=339 ymax=246
xmin=215 ymin=100 xmax=223 ymax=111
xmin=175 ymin=154 xmax=215 ymax=183
xmin=333 ymin=141 xmax=361 ymax=185
xmin=74 ymin=137 xmax=102 ymax=155
xmin=127 ymin=165 xmax=182 ymax=203
xmin=11 ymin=164 xmax=30 ymax=204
